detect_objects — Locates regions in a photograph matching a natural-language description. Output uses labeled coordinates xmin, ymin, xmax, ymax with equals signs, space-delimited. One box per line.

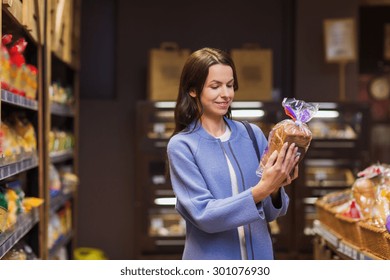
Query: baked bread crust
xmin=260 ymin=119 xmax=312 ymax=169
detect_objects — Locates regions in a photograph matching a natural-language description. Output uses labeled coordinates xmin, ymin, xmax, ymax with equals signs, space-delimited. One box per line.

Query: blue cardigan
xmin=167 ymin=118 xmax=289 ymax=260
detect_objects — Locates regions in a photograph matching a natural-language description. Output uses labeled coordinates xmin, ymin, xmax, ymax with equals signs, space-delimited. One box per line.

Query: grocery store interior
xmin=1 ymin=0 xmax=390 ymax=260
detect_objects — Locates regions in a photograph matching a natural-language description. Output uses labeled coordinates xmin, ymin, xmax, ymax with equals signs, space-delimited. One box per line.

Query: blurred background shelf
xmin=0 ymin=207 xmax=40 ymax=259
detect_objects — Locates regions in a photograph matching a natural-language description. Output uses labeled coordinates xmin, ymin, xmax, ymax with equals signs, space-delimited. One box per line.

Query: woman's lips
xmin=215 ymin=101 xmax=230 ymax=108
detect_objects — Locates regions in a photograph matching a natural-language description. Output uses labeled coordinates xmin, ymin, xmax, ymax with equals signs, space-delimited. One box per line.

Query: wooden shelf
xmin=0 ymin=0 xmax=80 ymax=260
xmin=0 ymin=155 xmax=38 ymax=180
xmin=49 ymin=150 xmax=74 ymax=164
xmin=50 ymin=192 xmax=74 ymax=212
xmin=1 ymin=90 xmax=38 ymax=111
xmin=48 ymin=231 xmax=73 ymax=259
xmin=50 ymin=102 xmax=75 ymax=117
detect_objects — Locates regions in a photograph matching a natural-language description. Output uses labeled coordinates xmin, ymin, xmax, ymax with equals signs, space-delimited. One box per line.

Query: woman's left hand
xmin=280 ymin=163 xmax=299 ymax=188
xmin=252 ymin=142 xmax=300 ymax=203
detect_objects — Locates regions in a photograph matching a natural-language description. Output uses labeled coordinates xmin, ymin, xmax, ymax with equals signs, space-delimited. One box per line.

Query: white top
xmin=216 ymin=126 xmax=248 ymax=260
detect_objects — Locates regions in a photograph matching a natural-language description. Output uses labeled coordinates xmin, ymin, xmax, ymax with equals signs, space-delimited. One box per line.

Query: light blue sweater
xmin=167 ymin=118 xmax=289 ymax=260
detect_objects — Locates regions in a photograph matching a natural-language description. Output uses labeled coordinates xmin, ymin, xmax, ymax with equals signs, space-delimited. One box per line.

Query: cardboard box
xmin=230 ymin=46 xmax=273 ymax=101
xmin=3 ymin=0 xmax=45 ymax=45
xmin=51 ymin=0 xmax=73 ymax=64
xmin=22 ymin=0 xmax=45 ymax=45
xmin=3 ymin=0 xmax=23 ymax=25
xmin=147 ymin=43 xmax=190 ymax=101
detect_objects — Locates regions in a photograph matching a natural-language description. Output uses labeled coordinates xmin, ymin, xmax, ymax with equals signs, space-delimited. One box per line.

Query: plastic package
xmin=257 ymin=98 xmax=319 ymax=177
xmin=376 ymin=184 xmax=390 ymax=226
xmin=351 ymin=177 xmax=376 ymax=219
xmin=49 ymin=164 xmax=61 ymax=197
xmin=8 ymin=38 xmax=28 ymax=96
xmin=0 ymin=187 xmax=8 ymax=233
xmin=352 ymin=163 xmax=390 ymax=226
xmin=11 ymin=113 xmax=38 ymax=155
xmin=25 ymin=64 xmax=38 ymax=100
xmin=1 ymin=34 xmax=13 ymax=91
xmin=342 ymin=200 xmax=362 ymax=219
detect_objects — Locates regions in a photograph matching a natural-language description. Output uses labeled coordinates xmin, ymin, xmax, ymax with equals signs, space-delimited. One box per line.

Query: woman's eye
xmin=211 ymin=85 xmax=219 ymax=89
xmin=227 ymin=84 xmax=234 ymax=88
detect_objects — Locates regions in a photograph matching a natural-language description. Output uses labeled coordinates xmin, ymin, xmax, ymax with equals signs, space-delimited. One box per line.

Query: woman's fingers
xmin=292 ymin=165 xmax=299 ymax=180
xmin=265 ymin=150 xmax=278 ymax=168
xmin=281 ymin=143 xmax=296 ymax=172
xmin=287 ymin=146 xmax=299 ymax=171
xmin=275 ymin=142 xmax=289 ymax=165
xmin=264 ymin=142 xmax=300 ymax=188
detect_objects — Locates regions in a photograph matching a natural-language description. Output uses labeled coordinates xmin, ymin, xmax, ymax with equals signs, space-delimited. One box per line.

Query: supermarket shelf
xmin=50 ymin=192 xmax=74 ymax=212
xmin=0 ymin=155 xmax=39 ymax=181
xmin=48 ymin=231 xmax=73 ymax=259
xmin=311 ymin=139 xmax=357 ymax=149
xmin=0 ymin=207 xmax=40 ymax=259
xmin=2 ymin=0 xmax=81 ymax=260
xmin=50 ymin=102 xmax=75 ymax=117
xmin=50 ymin=150 xmax=74 ymax=164
xmin=1 ymin=89 xmax=38 ymax=111
xmin=313 ymin=220 xmax=381 ymax=260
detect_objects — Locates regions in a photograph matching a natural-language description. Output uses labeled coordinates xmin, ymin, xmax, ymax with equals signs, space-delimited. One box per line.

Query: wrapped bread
xmin=257 ymin=98 xmax=319 ymax=177
xmin=376 ymin=185 xmax=390 ymax=226
xmin=356 ymin=164 xmax=390 ymax=225
xmin=352 ymin=177 xmax=376 ymax=219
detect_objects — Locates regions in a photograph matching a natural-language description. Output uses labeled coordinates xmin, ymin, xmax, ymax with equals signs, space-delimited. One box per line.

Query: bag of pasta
xmin=257 ymin=98 xmax=319 ymax=177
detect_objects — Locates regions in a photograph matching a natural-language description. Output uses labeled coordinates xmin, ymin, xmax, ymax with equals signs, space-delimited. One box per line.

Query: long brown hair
xmin=172 ymin=47 xmax=239 ymax=136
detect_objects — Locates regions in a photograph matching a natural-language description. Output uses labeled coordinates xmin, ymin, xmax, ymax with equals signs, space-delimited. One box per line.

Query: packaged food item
xmin=3 ymin=181 xmax=24 ymax=228
xmin=257 ymin=98 xmax=319 ymax=177
xmin=49 ymin=164 xmax=61 ymax=197
xmin=357 ymin=164 xmax=385 ymax=185
xmin=352 ymin=177 xmax=376 ymax=219
xmin=23 ymin=197 xmax=44 ymax=212
xmin=376 ymin=185 xmax=390 ymax=226
xmin=25 ymin=64 xmax=38 ymax=100
xmin=0 ymin=187 xmax=8 ymax=233
xmin=61 ymin=172 xmax=79 ymax=194
xmin=2 ymin=242 xmax=36 ymax=260
xmin=349 ymin=163 xmax=390 ymax=226
xmin=6 ymin=187 xmax=19 ymax=228
xmin=2 ymin=248 xmax=27 ymax=260
xmin=8 ymin=38 xmax=28 ymax=96
xmin=342 ymin=200 xmax=362 ymax=219
xmin=1 ymin=121 xmax=22 ymax=163
xmin=1 ymin=34 xmax=13 ymax=91
xmin=10 ymin=113 xmax=37 ymax=156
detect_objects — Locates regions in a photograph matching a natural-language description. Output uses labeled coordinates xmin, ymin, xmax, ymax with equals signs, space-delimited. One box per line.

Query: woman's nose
xmin=220 ymin=85 xmax=231 ymax=97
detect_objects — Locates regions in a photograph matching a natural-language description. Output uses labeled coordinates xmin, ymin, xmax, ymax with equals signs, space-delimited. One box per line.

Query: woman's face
xmin=193 ymin=64 xmax=235 ymax=120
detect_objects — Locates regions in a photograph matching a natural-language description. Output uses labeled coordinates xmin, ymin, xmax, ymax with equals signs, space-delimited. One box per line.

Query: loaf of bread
xmin=256 ymin=98 xmax=319 ymax=177
xmin=352 ymin=177 xmax=376 ymax=219
xmin=259 ymin=119 xmax=312 ymax=171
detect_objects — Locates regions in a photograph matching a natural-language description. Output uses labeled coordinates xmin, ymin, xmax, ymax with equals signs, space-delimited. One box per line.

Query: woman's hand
xmin=252 ymin=142 xmax=300 ymax=203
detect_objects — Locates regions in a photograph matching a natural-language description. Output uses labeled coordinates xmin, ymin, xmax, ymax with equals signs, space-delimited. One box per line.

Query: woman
xmin=167 ymin=47 xmax=299 ymax=260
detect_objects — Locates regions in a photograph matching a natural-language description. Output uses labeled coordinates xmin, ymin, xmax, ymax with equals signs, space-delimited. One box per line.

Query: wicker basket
xmin=316 ymin=190 xmax=351 ymax=236
xmin=383 ymin=232 xmax=390 ymax=259
xmin=335 ymin=214 xmax=364 ymax=248
xmin=316 ymin=201 xmax=341 ymax=236
xmin=359 ymin=221 xmax=390 ymax=259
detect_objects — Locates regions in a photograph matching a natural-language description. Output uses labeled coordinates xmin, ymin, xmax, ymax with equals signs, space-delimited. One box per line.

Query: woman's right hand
xmin=251 ymin=142 xmax=299 ymax=203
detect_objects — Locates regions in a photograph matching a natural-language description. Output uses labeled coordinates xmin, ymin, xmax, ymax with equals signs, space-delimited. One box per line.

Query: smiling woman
xmin=166 ymin=48 xmax=300 ymax=260
xmin=190 ymin=64 xmax=235 ymax=137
